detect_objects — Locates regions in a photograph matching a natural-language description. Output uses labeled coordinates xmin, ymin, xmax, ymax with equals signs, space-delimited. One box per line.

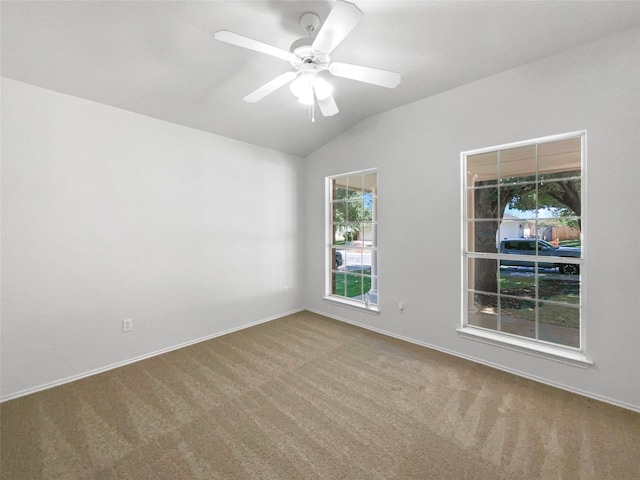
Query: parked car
xmin=499 ymin=238 xmax=581 ymax=274
xmin=335 ymin=250 xmax=343 ymax=269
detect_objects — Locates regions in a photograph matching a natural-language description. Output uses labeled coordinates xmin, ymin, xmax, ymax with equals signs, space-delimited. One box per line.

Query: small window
xmin=462 ymin=132 xmax=585 ymax=357
xmin=326 ymin=169 xmax=378 ymax=310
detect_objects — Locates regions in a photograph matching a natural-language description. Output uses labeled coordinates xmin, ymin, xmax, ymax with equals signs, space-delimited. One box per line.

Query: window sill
xmin=323 ymin=296 xmax=380 ymax=314
xmin=457 ymin=327 xmax=593 ymax=368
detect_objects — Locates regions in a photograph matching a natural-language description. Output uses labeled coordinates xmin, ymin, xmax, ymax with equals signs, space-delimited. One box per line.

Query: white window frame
xmin=459 ymin=131 xmax=592 ymax=367
xmin=324 ymin=168 xmax=379 ymax=313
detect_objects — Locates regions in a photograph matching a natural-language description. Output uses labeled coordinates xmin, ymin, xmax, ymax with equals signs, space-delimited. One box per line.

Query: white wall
xmin=1 ymin=79 xmax=304 ymax=399
xmin=3 ymin=28 xmax=639 ymax=410
xmin=304 ymin=27 xmax=640 ymax=411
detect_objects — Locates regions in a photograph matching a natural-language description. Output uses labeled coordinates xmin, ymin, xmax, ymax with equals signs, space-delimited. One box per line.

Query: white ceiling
xmin=3 ymin=1 xmax=640 ymax=157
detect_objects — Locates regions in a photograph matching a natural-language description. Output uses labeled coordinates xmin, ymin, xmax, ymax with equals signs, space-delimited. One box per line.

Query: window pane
xmin=345 ymin=273 xmax=365 ymax=299
xmin=500 ymin=297 xmax=536 ymax=339
xmin=498 ymin=218 xmax=534 ymax=243
xmin=538 ymin=137 xmax=581 ymax=179
xmin=467 ymin=222 xmax=500 ymax=254
xmin=556 ymin=261 xmax=580 ymax=276
xmin=332 ymin=248 xmax=344 ymax=271
xmin=331 ymin=225 xmax=339 ymax=244
xmin=363 ymin=172 xmax=377 ymax=195
xmin=370 ymin=192 xmax=377 ymax=218
xmin=361 ymin=223 xmax=375 ymax=246
xmin=538 ymin=302 xmax=580 ymax=348
xmin=467 ymin=151 xmax=498 ymax=186
xmin=469 ymin=186 xmax=500 ymax=220
xmin=363 ymin=193 xmax=374 ymax=220
xmin=347 ymin=174 xmax=363 ymax=196
xmin=361 ymin=250 xmax=373 ymax=274
xmin=538 ymin=217 xmax=581 ymax=251
xmin=332 ymin=178 xmax=348 ymax=200
xmin=468 ymin=257 xmax=498 ymax=294
xmin=536 ymin=179 xmax=581 ymax=217
xmin=332 ymin=272 xmax=346 ymax=297
xmin=344 ymin=248 xmax=364 ymax=272
xmin=367 ymin=277 xmax=378 ymax=305
xmin=332 ymin=201 xmax=347 ymax=223
xmin=500 ymin=145 xmax=537 ymax=184
xmin=347 ymin=199 xmax=364 ymax=222
xmin=499 ymin=267 xmax=536 ymax=299
xmin=342 ymin=223 xmax=359 ymax=242
xmin=467 ymin=292 xmax=498 ymax=329
xmin=502 ymin=187 xmax=538 ymax=220
xmin=539 ymin=270 xmax=580 ymax=304
xmin=333 ymin=225 xmax=345 ymax=242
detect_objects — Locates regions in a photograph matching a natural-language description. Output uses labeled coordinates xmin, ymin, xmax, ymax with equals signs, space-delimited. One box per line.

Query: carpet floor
xmin=2 ymin=310 xmax=639 ymax=479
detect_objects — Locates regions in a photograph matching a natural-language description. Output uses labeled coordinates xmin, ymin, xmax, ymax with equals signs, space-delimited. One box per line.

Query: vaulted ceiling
xmin=3 ymin=1 xmax=640 ymax=157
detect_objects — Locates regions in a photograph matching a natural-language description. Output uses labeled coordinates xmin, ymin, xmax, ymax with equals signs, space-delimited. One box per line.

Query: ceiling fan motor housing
xmin=289 ymin=12 xmax=330 ymax=69
xmin=289 ymin=38 xmax=330 ymax=70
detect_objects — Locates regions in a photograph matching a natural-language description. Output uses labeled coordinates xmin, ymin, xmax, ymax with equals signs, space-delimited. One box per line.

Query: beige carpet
xmin=2 ymin=311 xmax=639 ymax=479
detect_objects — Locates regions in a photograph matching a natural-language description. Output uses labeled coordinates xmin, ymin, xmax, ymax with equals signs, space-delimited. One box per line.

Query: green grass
xmin=499 ymin=275 xmax=536 ymax=292
xmin=497 ymin=269 xmax=580 ymax=328
xmin=501 ymin=301 xmax=579 ymax=329
xmin=334 ymin=269 xmax=372 ymax=299
xmin=500 ymin=272 xmax=579 ymax=301
xmin=559 ymin=239 xmax=581 ymax=247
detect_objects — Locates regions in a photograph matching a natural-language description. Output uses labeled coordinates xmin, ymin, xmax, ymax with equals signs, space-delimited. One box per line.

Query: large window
xmin=326 ymin=170 xmax=378 ymax=310
xmin=462 ymin=132 xmax=586 ymax=359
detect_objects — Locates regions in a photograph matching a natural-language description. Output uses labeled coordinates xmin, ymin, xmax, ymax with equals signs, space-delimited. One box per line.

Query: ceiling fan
xmin=214 ymin=0 xmax=401 ymax=119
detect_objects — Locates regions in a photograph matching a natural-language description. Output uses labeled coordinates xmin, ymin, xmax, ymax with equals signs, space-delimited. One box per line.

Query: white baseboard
xmin=0 ymin=308 xmax=304 ymax=403
xmin=5 ymin=306 xmax=639 ymax=414
xmin=306 ymin=308 xmax=640 ymax=414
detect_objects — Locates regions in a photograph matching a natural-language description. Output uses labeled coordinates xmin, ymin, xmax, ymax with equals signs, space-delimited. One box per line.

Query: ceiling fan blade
xmin=312 ymin=0 xmax=363 ymax=55
xmin=329 ymin=62 xmax=401 ymax=88
xmin=316 ymin=92 xmax=339 ymax=117
xmin=214 ymin=30 xmax=294 ymax=62
xmin=243 ymin=71 xmax=298 ymax=103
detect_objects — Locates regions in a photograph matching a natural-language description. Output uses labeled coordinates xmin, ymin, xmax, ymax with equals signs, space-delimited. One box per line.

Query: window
xmin=461 ymin=132 xmax=587 ymax=361
xmin=326 ymin=169 xmax=378 ymax=311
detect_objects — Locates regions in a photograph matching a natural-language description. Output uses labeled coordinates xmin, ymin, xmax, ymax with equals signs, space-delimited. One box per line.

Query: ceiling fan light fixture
xmin=290 ymin=75 xmax=313 ymax=102
xmin=313 ymin=77 xmax=333 ymax=100
xmin=290 ymin=74 xmax=333 ymax=105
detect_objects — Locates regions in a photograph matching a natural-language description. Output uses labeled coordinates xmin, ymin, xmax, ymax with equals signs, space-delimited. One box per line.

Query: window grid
xmin=327 ymin=170 xmax=378 ymax=309
xmin=463 ymin=132 xmax=584 ymax=351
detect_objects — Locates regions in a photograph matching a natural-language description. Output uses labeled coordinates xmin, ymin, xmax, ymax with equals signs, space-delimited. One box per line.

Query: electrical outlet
xmin=398 ymin=302 xmax=405 ymax=313
xmin=122 ymin=318 xmax=133 ymax=332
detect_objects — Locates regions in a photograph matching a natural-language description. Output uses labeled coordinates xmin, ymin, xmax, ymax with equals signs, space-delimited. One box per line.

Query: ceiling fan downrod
xmin=300 ymin=12 xmax=320 ymax=35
